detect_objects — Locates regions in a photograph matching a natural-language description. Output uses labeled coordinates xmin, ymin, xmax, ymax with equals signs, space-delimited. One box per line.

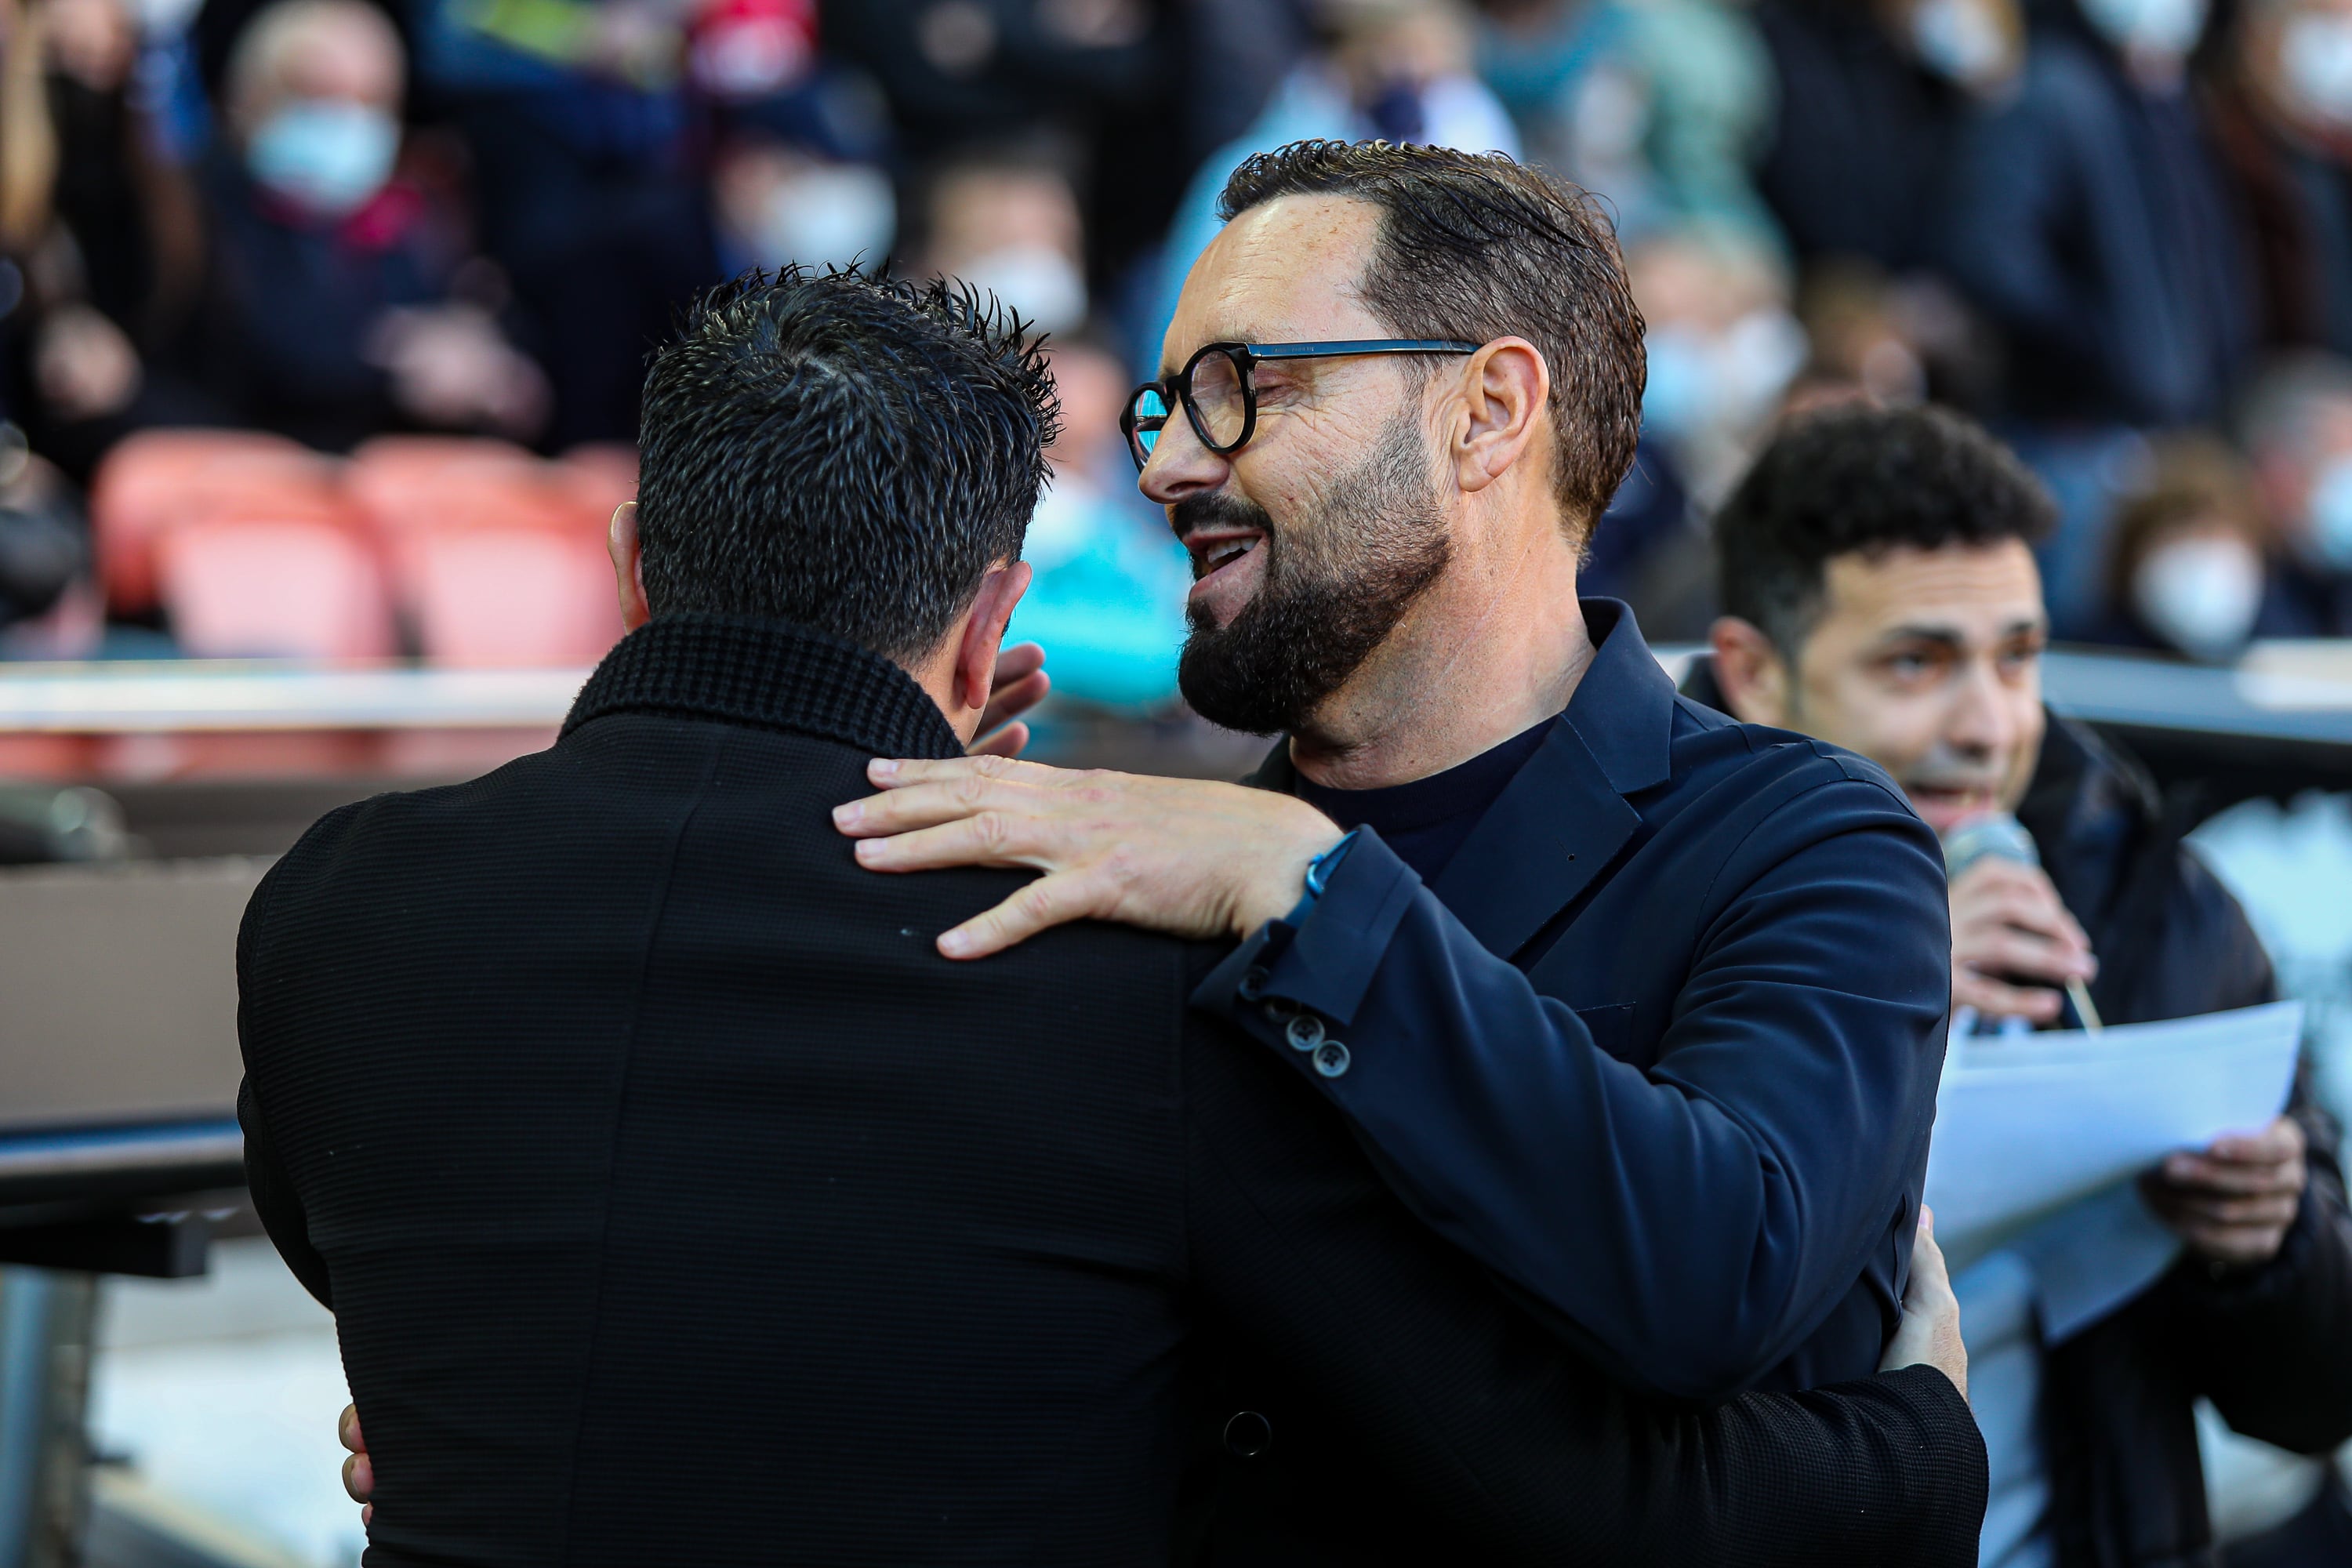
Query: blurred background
xmin=1 ymin=0 xmax=2351 ymax=1561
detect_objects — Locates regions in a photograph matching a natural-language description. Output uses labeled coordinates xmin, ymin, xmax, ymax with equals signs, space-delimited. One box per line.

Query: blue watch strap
xmin=1282 ymin=828 xmax=1360 ymax=927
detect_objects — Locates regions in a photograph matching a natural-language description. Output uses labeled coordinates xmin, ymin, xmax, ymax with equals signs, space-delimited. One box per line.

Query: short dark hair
xmin=1218 ymin=140 xmax=1645 ymax=538
xmin=635 ymin=267 xmax=1058 ymax=661
xmin=1715 ymin=402 xmax=2057 ymax=655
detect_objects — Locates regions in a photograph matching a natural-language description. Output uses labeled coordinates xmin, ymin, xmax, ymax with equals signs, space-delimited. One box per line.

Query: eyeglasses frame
xmin=1120 ymin=339 xmax=1484 ymax=473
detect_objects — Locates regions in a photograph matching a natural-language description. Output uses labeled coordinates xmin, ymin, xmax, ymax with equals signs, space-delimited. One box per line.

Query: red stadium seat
xmin=89 ymin=430 xmax=341 ymax=615
xmin=405 ymin=524 xmax=622 ymax=666
xmin=156 ymin=517 xmax=397 ymax=660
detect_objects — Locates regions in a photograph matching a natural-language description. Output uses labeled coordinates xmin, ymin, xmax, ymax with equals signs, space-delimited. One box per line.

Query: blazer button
xmin=1312 ymin=1040 xmax=1351 ymax=1078
xmin=1237 ymin=965 xmax=1271 ymax=1002
xmin=1223 ymin=1410 xmax=1273 ymax=1458
xmin=1285 ymin=1014 xmax=1325 ymax=1052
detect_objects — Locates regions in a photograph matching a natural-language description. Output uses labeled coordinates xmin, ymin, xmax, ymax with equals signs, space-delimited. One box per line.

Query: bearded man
xmin=833 ymin=138 xmax=1959 ymax=1418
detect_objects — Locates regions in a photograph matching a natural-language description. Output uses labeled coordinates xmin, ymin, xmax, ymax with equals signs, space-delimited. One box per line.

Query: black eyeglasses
xmin=1120 ymin=339 xmax=1482 ymax=472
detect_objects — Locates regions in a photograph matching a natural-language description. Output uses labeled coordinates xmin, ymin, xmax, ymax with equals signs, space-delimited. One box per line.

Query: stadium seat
xmin=155 ymin=517 xmax=397 ymax=660
xmin=405 ymin=524 xmax=622 ymax=666
xmin=89 ymin=430 xmax=340 ymax=616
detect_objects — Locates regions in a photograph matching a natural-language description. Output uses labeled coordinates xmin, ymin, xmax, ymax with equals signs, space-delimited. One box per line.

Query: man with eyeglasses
xmin=835 ymin=138 xmax=1964 ymax=1432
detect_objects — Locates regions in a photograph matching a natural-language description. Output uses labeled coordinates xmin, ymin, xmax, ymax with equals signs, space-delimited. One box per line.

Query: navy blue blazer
xmin=1196 ymin=601 xmax=1954 ymax=1399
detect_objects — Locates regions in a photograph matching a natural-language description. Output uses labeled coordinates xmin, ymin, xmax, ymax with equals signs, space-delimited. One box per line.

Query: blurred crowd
xmin=0 ymin=0 xmax=2347 ymax=689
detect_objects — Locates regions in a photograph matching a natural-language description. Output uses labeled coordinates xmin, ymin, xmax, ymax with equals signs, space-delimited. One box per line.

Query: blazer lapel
xmin=1431 ymin=720 xmax=1640 ymax=960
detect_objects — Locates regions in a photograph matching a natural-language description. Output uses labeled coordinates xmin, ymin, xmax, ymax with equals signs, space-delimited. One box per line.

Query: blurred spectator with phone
xmin=1686 ymin=400 xmax=2352 ymax=1568
xmin=197 ymin=0 xmax=548 ymax=449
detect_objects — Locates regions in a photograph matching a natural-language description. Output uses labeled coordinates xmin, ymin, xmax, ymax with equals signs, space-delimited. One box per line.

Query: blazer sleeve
xmin=1180 ymin=1009 xmax=1987 ymax=1566
xmin=1192 ymin=777 xmax=1951 ymax=1400
xmin=236 ymin=870 xmax=335 ymax=1310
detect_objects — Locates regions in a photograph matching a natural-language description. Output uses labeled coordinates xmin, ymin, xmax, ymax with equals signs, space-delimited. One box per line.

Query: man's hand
xmin=2143 ymin=1115 xmax=2307 ymax=1268
xmin=1881 ymin=1207 xmax=1967 ymax=1402
xmin=339 ymin=1403 xmax=372 ymax=1526
xmin=833 ymin=756 xmax=1344 ymax=959
xmin=1949 ymin=858 xmax=2095 ymax=1023
xmin=970 ymin=643 xmax=1048 ymax=759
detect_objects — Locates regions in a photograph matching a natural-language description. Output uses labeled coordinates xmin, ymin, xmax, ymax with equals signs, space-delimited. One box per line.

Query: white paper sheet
xmin=1923 ymin=1000 xmax=2304 ymax=1258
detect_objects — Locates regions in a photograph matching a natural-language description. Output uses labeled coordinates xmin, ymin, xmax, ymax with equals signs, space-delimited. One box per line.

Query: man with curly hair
xmin=244 ymin=267 xmax=1984 ymax=1564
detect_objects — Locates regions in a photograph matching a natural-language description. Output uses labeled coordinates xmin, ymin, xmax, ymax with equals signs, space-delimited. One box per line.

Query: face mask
xmin=2079 ymin=0 xmax=2206 ymax=56
xmin=247 ymin=99 xmax=399 ymax=216
xmin=1914 ymin=0 xmax=2009 ymax=84
xmin=2132 ymin=535 xmax=2263 ymax=660
xmin=2283 ymin=14 xmax=2352 ymax=129
xmin=958 ymin=244 xmax=1087 ymax=335
xmin=2309 ymin=454 xmax=2352 ymax=569
xmin=751 ymin=163 xmax=896 ymax=270
xmin=1640 ymin=313 xmax=1807 ymax=441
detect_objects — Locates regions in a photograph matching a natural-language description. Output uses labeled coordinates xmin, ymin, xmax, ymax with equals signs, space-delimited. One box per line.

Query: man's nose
xmin=1137 ymin=410 xmax=1229 ymax=506
xmin=1944 ymin=657 xmax=2019 ymax=762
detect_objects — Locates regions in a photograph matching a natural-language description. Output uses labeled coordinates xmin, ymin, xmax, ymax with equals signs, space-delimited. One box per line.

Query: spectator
xmin=709 ymin=136 xmax=895 ymax=276
xmin=1752 ymin=0 xmax=2020 ymax=273
xmin=913 ymin=149 xmax=1089 ymax=333
xmin=2092 ymin=435 xmax=2279 ymax=661
xmin=1938 ymin=0 xmax=2252 ymax=432
xmin=197 ymin=0 xmax=547 ymax=450
xmin=0 ymin=0 xmax=212 ymax=478
xmin=2210 ymin=0 xmax=2352 ymax=358
xmin=1142 ymin=0 xmax=1518 ymax=368
xmin=1689 ymin=401 xmax=2352 ymax=1568
xmin=416 ymin=0 xmax=717 ymax=444
xmin=1475 ymin=0 xmax=1781 ymax=250
xmin=1001 ymin=336 xmax=1189 ymax=708
xmin=2240 ymin=352 xmax=2352 ymax=635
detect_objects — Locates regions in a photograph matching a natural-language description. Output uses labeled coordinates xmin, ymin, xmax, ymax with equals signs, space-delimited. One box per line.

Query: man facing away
xmin=241 ymin=269 xmax=1987 ymax=1566
xmin=1687 ymin=400 xmax=2352 ymax=1568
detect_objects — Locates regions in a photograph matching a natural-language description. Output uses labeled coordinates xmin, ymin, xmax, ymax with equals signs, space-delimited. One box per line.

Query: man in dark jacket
xmin=254 ymin=267 xmax=1986 ymax=1565
xmin=1690 ymin=400 xmax=2352 ymax=1568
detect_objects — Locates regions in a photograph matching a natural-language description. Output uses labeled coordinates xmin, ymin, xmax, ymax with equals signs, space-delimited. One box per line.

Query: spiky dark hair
xmin=636 ymin=265 xmax=1060 ymax=661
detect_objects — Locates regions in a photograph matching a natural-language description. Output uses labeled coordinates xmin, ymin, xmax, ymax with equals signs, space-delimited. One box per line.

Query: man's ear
xmin=609 ymin=501 xmax=650 ymax=631
xmin=1450 ymin=337 xmax=1549 ymax=495
xmin=953 ymin=561 xmax=1033 ymax=713
xmin=1709 ymin=615 xmax=1794 ymax=728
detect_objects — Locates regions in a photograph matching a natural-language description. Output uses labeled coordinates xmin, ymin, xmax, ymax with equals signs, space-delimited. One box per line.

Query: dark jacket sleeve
xmin=1192 ymin=775 xmax=1951 ymax=1400
xmin=1181 ymin=1008 xmax=1988 ymax=1566
xmin=236 ymin=866 xmax=335 ymax=1310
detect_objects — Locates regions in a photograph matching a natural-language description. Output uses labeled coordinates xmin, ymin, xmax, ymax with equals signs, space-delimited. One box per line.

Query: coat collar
xmin=563 ymin=613 xmax=965 ymax=761
xmin=1245 ymin=600 xmax=1679 ymax=959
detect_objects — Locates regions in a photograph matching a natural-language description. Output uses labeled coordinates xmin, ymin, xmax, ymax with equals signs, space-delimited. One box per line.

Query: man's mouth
xmin=1185 ymin=530 xmax=1264 ymax=584
xmin=1904 ymin=782 xmax=2001 ymax=829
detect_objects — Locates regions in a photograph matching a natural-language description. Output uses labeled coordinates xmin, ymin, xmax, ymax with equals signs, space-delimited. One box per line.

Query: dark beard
xmin=1177 ymin=413 xmax=1451 ymax=735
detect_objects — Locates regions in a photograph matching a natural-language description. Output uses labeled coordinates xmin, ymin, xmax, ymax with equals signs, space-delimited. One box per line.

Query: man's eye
xmin=1886 ymin=652 xmax=1941 ymax=680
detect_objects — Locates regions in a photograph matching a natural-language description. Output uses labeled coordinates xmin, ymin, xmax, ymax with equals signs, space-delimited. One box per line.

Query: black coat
xmin=2020 ymin=718 xmax=2352 ymax=1568
xmin=238 ymin=615 xmax=1987 ymax=1567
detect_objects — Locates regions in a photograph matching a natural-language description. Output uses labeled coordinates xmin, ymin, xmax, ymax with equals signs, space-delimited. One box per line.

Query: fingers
xmin=936 ymin=872 xmax=1105 ymax=960
xmin=339 ymin=1404 xmax=364 ymax=1455
xmin=834 ymin=772 xmax=1044 ymax=839
xmin=866 ymin=754 xmax=1062 ymax=790
xmin=1960 ymin=928 xmax=2093 ymax=986
xmin=851 ymin=813 xmax=1051 ymax=875
xmin=2205 ymin=1116 xmax=2306 ymax=1164
xmin=343 ymin=1450 xmax=374 ymax=1505
xmin=967 ymin=720 xmax=1030 ymax=760
xmin=975 ymin=666 xmax=1050 ymax=739
xmin=2159 ymin=1149 xmax=2306 ymax=1196
xmin=2151 ymin=1189 xmax=2302 ymax=1230
xmin=1910 ymin=1207 xmax=1951 ymax=1296
xmin=1953 ymin=970 xmax=2064 ymax=1024
xmin=1881 ymin=1208 xmax=1968 ymax=1399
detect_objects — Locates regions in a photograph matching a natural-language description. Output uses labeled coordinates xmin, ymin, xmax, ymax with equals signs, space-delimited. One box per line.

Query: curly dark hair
xmin=636 ymin=265 xmax=1060 ymax=662
xmin=1218 ymin=140 xmax=1645 ymax=539
xmin=1715 ymin=402 xmax=2056 ymax=654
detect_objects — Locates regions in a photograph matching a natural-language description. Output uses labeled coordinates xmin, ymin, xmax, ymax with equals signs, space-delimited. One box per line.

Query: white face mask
xmin=1914 ymin=0 xmax=2010 ymax=84
xmin=750 ymin=162 xmax=896 ymax=271
xmin=247 ymin=99 xmax=400 ymax=216
xmin=1640 ymin=310 xmax=1809 ymax=440
xmin=2132 ymin=535 xmax=2263 ymax=660
xmin=2079 ymin=0 xmax=2206 ymax=55
xmin=958 ymin=244 xmax=1087 ymax=335
xmin=2283 ymin=14 xmax=2352 ymax=129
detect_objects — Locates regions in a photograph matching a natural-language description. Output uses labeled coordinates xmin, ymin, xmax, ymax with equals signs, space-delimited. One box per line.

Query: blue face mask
xmin=2310 ymin=456 xmax=2352 ymax=571
xmin=247 ymin=99 xmax=398 ymax=216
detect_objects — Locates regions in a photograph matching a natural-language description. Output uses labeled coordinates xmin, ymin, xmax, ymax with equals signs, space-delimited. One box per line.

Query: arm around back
xmin=1197 ymin=766 xmax=1952 ymax=1399
xmin=1180 ymin=1008 xmax=1988 ymax=1564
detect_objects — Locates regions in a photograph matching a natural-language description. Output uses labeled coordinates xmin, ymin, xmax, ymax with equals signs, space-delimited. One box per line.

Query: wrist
xmin=1229 ymin=811 xmax=1347 ymax=938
